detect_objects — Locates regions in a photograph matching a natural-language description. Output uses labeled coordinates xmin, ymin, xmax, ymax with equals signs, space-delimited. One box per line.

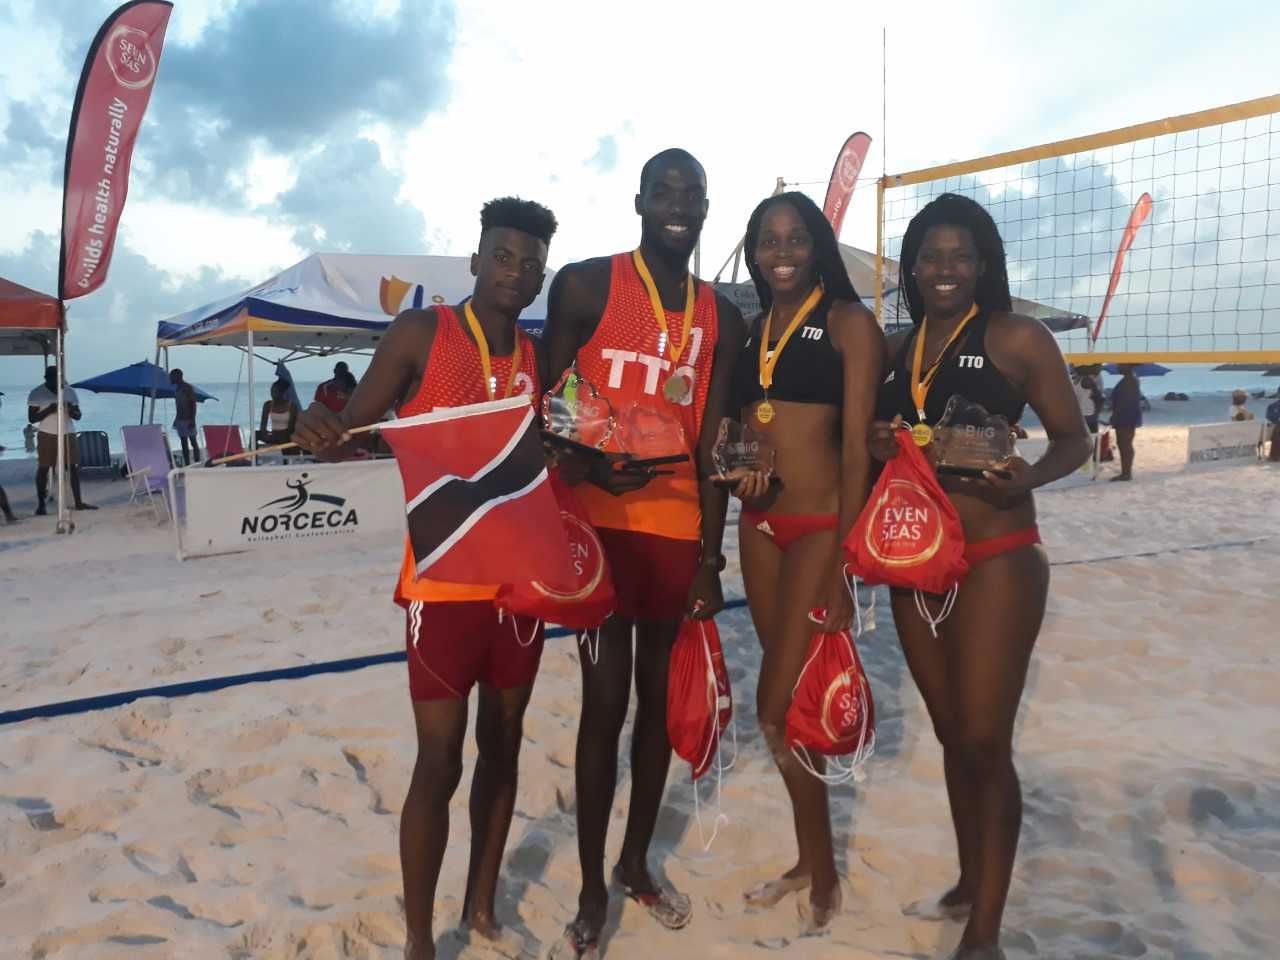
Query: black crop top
xmin=732 ymin=294 xmax=843 ymax=413
xmin=875 ymin=310 xmax=1027 ymax=425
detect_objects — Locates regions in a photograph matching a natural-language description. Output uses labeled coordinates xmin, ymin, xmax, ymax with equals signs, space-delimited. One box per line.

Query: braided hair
xmin=899 ymin=192 xmax=1011 ymax=325
xmin=743 ymin=191 xmax=859 ymax=312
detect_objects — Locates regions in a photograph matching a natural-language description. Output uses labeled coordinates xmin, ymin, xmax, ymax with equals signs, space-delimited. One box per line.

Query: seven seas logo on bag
xmin=529 ymin=510 xmax=607 ymax=602
xmin=863 ymin=478 xmax=943 ymax=568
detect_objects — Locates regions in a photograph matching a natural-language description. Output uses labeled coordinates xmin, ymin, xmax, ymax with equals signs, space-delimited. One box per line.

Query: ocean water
xmin=0 ymin=381 xmax=322 ymax=461
xmin=1 ymin=366 xmax=1276 ymax=460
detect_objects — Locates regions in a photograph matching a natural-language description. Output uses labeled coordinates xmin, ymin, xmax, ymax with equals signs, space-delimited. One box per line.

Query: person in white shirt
xmin=27 ymin=365 xmax=96 ymax=515
xmin=1229 ymin=389 xmax=1256 ymax=422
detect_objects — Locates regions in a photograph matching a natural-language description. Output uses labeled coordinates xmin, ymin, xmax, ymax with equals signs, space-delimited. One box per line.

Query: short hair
xmin=333 ymin=361 xmax=349 ymax=375
xmin=898 ymin=193 xmax=1012 ymax=325
xmin=45 ymin=364 xmax=57 ymax=379
xmin=639 ymin=148 xmax=705 ymax=193
xmin=743 ymin=192 xmax=860 ymax=313
xmin=171 ymin=368 xmax=184 ymax=379
xmin=480 ymin=197 xmax=558 ymax=245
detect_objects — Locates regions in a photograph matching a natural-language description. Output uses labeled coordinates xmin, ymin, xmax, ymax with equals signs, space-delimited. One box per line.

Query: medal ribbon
xmin=632 ymin=249 xmax=695 ymax=362
xmin=464 ymin=301 xmax=522 ymax=401
xmin=909 ymin=303 xmax=979 ymax=423
xmin=758 ymin=285 xmax=825 ymax=392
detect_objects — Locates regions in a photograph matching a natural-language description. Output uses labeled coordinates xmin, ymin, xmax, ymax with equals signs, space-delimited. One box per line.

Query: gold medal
xmin=663 ymin=373 xmax=690 ymax=403
xmin=911 ymin=422 xmax=933 ymax=447
xmin=756 ymin=400 xmax=775 ymax=424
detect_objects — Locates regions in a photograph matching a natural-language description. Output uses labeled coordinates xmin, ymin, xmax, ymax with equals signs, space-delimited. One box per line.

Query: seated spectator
xmin=258 ymin=380 xmax=300 ymax=446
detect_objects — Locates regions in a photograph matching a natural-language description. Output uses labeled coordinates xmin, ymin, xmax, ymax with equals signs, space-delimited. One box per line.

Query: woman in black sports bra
xmin=728 ymin=192 xmax=884 ymax=934
xmin=868 ymin=194 xmax=1091 ymax=960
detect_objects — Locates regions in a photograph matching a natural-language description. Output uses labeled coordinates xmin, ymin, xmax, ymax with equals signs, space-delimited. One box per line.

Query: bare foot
xmin=744 ymin=867 xmax=810 ymax=910
xmin=463 ymin=910 xmax=502 ymax=940
xmin=903 ymin=883 xmax=972 ymax=922
xmin=404 ymin=933 xmax=435 ymax=960
xmin=797 ymin=882 xmax=842 ymax=938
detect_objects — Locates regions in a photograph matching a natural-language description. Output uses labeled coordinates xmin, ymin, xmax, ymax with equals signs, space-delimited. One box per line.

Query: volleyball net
xmin=875 ymin=94 xmax=1280 ymax=365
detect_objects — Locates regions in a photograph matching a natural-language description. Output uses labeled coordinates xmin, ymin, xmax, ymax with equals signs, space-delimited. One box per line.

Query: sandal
xmin=611 ymin=865 xmax=692 ymax=930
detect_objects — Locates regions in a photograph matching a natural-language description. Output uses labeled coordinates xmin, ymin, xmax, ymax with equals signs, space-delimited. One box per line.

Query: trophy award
xmin=541 ymin=368 xmax=614 ymax=459
xmin=930 ymin=395 xmax=1015 ymax=477
xmin=614 ymin=401 xmax=690 ymax=472
xmin=711 ymin=417 xmax=777 ymax=488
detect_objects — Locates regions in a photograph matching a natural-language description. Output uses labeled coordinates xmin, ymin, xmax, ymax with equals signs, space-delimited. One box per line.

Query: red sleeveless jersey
xmin=574 ymin=253 xmax=719 ymax=542
xmin=395 ymin=305 xmax=541 ymax=605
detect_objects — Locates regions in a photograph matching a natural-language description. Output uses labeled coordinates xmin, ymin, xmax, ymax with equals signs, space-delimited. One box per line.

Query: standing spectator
xmin=169 ymin=369 xmax=201 ymax=465
xmin=1109 ymin=364 xmax=1143 ymax=482
xmin=1229 ymin=389 xmax=1255 ymax=421
xmin=1080 ymin=374 xmax=1102 ymax=433
xmin=27 ymin=365 xmax=95 ymax=514
xmin=1264 ymin=391 xmax=1280 ymax=463
xmin=314 ymin=361 xmax=354 ymax=413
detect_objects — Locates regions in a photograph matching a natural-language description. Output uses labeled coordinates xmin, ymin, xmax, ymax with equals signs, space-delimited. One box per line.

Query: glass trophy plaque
xmin=930 ymin=395 xmax=1015 ymax=477
xmin=541 ymin=368 xmax=614 ymax=458
xmin=711 ymin=417 xmax=777 ymax=487
xmin=614 ymin=401 xmax=690 ymax=468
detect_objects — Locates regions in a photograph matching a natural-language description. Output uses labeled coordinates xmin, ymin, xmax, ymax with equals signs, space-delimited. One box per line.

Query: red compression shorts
xmin=404 ymin=600 xmax=544 ymax=701
xmin=596 ymin=528 xmax=701 ymax=622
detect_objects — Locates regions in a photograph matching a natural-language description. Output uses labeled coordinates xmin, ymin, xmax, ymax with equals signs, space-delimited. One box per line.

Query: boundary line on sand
xmin=0 ymin=599 xmax=751 ymax=727
xmin=5 ymin=535 xmax=1270 ymax=728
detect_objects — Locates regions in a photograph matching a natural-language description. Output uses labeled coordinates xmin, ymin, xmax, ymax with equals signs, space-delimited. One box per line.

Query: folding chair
xmin=202 ymin=425 xmax=249 ymax=465
xmin=75 ymin=430 xmax=115 ymax=478
xmin=121 ymin=425 xmax=173 ymax=522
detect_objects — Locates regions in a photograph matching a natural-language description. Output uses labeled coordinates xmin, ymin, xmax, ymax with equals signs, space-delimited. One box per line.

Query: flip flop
xmin=612 ymin=866 xmax=692 ymax=930
xmin=743 ymin=875 xmax=810 ymax=910
xmin=546 ymin=920 xmax=599 ymax=960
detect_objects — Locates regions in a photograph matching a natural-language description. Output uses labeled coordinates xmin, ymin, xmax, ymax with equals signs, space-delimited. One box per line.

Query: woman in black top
xmin=730 ymin=192 xmax=883 ymax=934
xmin=869 ymin=194 xmax=1091 ymax=959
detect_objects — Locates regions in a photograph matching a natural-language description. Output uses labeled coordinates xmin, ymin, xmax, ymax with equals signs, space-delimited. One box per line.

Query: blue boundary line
xmin=0 ymin=598 xmax=750 ymax=727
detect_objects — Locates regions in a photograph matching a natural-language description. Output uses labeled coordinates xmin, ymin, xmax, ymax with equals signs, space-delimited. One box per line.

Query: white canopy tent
xmin=155 ymin=253 xmax=558 ymax=450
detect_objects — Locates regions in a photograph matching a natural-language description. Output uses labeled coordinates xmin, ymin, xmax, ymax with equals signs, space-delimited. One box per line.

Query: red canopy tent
xmin=0 ymin=277 xmax=62 ymax=357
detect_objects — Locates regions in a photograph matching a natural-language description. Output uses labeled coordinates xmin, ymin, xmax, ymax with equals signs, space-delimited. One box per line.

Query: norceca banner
xmin=170 ymin=459 xmax=405 ymax=559
xmin=1186 ymin=420 xmax=1262 ymax=466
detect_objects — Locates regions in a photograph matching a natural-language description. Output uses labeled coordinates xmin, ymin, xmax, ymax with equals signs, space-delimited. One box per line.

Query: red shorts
xmin=404 ymin=600 xmax=544 ymax=701
xmin=597 ymin=528 xmax=701 ymax=622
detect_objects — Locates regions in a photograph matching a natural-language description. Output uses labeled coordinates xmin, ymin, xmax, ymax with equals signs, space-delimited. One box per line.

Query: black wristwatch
xmin=701 ymin=553 xmax=726 ymax=572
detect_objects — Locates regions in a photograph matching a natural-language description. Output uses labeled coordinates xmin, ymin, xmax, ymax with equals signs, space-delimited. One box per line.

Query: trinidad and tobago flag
xmin=380 ymin=396 xmax=575 ymax=589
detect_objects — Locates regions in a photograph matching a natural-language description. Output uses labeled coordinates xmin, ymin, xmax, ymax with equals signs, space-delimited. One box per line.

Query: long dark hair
xmin=899 ymin=192 xmax=1011 ymax=325
xmin=743 ymin=191 xmax=859 ymax=313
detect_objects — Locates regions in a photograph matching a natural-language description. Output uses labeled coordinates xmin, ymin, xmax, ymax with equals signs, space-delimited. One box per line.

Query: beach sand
xmin=1 ymin=425 xmax=1277 ymax=959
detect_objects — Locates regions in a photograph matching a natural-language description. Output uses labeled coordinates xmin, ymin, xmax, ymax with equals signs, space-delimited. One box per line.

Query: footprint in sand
xmin=159 ymin=638 xmax=185 ymax=656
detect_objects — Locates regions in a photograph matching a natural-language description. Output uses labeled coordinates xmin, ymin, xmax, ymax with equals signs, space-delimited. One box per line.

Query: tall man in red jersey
xmin=293 ymin=198 xmax=557 ymax=960
xmin=544 ymin=149 xmax=746 ymax=957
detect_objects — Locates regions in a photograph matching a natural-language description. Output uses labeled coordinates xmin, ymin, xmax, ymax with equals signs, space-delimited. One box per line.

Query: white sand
xmin=2 ymin=428 xmax=1278 ymax=959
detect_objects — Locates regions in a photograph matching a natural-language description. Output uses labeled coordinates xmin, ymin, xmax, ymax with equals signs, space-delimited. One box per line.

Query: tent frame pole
xmin=55 ymin=318 xmax=73 ymax=535
xmin=247 ymin=327 xmax=256 ymax=461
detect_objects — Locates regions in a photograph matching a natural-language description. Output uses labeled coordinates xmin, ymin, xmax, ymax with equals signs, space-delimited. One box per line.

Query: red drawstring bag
xmin=844 ymin=430 xmax=969 ymax=597
xmin=496 ymin=471 xmax=616 ymax=631
xmin=667 ymin=617 xmax=736 ymax=848
xmin=667 ymin=617 xmax=732 ymax=779
xmin=784 ymin=609 xmax=876 ymax=784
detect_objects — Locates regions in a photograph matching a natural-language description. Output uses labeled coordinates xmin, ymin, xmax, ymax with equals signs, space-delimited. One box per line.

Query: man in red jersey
xmin=543 ymin=148 xmax=746 ymax=958
xmin=294 ymin=198 xmax=556 ymax=960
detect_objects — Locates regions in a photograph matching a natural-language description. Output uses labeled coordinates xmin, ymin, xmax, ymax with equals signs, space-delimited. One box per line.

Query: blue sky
xmin=1 ymin=0 xmax=1277 ymax=384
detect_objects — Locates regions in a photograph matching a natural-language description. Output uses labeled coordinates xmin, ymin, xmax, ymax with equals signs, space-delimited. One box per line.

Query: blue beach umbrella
xmin=72 ymin=360 xmax=218 ymax=401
